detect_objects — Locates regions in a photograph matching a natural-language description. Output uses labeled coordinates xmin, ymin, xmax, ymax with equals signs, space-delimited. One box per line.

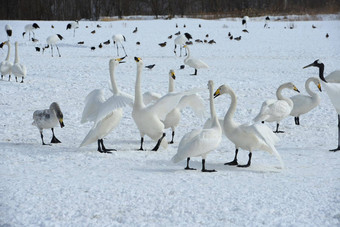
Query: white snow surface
xmin=0 ymin=16 xmax=340 ymax=226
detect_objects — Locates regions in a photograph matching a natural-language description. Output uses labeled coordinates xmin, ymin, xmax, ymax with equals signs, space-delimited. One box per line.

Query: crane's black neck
xmin=318 ymin=63 xmax=327 ymax=83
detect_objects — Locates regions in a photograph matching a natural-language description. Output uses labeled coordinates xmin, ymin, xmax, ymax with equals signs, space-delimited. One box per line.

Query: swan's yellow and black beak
xmin=59 ymin=119 xmax=65 ymax=128
xmin=0 ymin=42 xmax=5 ymax=48
xmin=134 ymin=57 xmax=141 ymax=62
xmin=183 ymin=45 xmax=187 ymax=48
xmin=293 ymin=86 xmax=300 ymax=93
xmin=317 ymin=83 xmax=322 ymax=92
xmin=117 ymin=56 xmax=126 ymax=64
xmin=214 ymin=89 xmax=221 ymax=98
xmin=171 ymin=71 xmax=176 ymax=80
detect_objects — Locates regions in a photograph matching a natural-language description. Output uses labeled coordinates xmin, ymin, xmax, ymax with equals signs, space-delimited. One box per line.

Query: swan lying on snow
xmin=32 ymin=102 xmax=64 ymax=145
xmin=214 ymin=84 xmax=284 ymax=168
xmin=172 ymin=80 xmax=222 ymax=172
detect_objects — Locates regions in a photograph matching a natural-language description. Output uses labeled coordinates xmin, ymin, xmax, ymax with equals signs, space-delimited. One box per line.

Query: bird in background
xmin=145 ymin=64 xmax=155 ymax=70
xmin=23 ymin=23 xmax=40 ymax=40
xmin=5 ymin=25 xmax=12 ymax=41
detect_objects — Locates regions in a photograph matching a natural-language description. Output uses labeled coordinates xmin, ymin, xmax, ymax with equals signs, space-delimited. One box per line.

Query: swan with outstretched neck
xmin=183 ymin=45 xmax=209 ymax=76
xmin=0 ymin=41 xmax=13 ymax=81
xmin=11 ymin=42 xmax=27 ymax=83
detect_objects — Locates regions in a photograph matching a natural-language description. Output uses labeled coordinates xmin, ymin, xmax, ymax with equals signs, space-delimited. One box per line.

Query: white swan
xmin=174 ymin=33 xmax=192 ymax=57
xmin=80 ymin=58 xmax=133 ymax=153
xmin=214 ymin=84 xmax=284 ymax=168
xmin=32 ymin=102 xmax=64 ymax=145
xmin=0 ymin=41 xmax=13 ymax=81
xmin=172 ymin=80 xmax=221 ymax=172
xmin=66 ymin=21 xmax=79 ymax=37
xmin=112 ymin=34 xmax=127 ymax=57
xmin=23 ymin=23 xmax=40 ymax=40
xmin=253 ymin=82 xmax=300 ymax=133
xmin=46 ymin=34 xmax=64 ymax=57
xmin=290 ymin=77 xmax=322 ymax=125
xmin=12 ymin=42 xmax=27 ymax=83
xmin=132 ymin=57 xmax=195 ymax=151
xmin=303 ymin=60 xmax=340 ymax=151
xmin=183 ymin=45 xmax=209 ymax=76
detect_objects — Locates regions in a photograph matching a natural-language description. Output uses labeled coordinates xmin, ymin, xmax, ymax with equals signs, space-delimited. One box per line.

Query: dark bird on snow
xmin=145 ymin=64 xmax=155 ymax=70
xmin=229 ymin=35 xmax=233 ymax=40
xmin=204 ymin=39 xmax=207 ymax=43
xmin=133 ymin=27 xmax=138 ymax=33
xmin=242 ymin=29 xmax=249 ymax=33
xmin=199 ymin=24 xmax=201 ymax=28
xmin=103 ymin=40 xmax=110 ymax=45
xmin=175 ymin=31 xmax=181 ymax=35
xmin=205 ymin=34 xmax=209 ymax=38
xmin=183 ymin=24 xmax=186 ymax=28
xmin=234 ymin=36 xmax=241 ymax=41
xmin=35 ymin=47 xmax=41 ymax=52
xmin=312 ymin=25 xmax=317 ymax=29
xmin=78 ymin=41 xmax=84 ymax=44
xmin=158 ymin=42 xmax=167 ymax=47
xmin=99 ymin=43 xmax=103 ymax=48
xmin=90 ymin=46 xmax=95 ymax=51
xmin=208 ymin=39 xmax=216 ymax=44
xmin=185 ymin=41 xmax=193 ymax=45
xmin=180 ymin=65 xmax=185 ymax=69
xmin=176 ymin=23 xmax=178 ymax=28
xmin=136 ymin=41 xmax=141 ymax=45
xmin=51 ymin=25 xmax=54 ymax=29
xmin=168 ymin=35 xmax=172 ymax=39
xmin=326 ymin=33 xmax=329 ymax=38
xmin=228 ymin=32 xmax=231 ymax=37
xmin=97 ymin=24 xmax=102 ymax=28
xmin=31 ymin=37 xmax=39 ymax=42
xmin=195 ymin=39 xmax=203 ymax=43
xmin=91 ymin=30 xmax=96 ymax=34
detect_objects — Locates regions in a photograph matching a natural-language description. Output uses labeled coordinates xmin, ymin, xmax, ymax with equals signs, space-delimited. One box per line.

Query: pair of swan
xmin=253 ymin=82 xmax=300 ymax=133
xmin=290 ymin=77 xmax=322 ymax=125
xmin=80 ymin=57 xmax=133 ymax=153
xmin=183 ymin=45 xmax=209 ymax=75
xmin=303 ymin=60 xmax=340 ymax=151
xmin=32 ymin=102 xmax=64 ymax=145
xmin=213 ymin=84 xmax=283 ymax=168
xmin=172 ymin=80 xmax=222 ymax=172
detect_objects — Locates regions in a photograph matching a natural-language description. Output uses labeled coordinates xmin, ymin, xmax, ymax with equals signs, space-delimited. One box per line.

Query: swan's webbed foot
xmin=190 ymin=69 xmax=198 ymax=76
xmin=237 ymin=152 xmax=252 ymax=167
xmin=168 ymin=131 xmax=175 ymax=144
xmin=201 ymin=159 xmax=216 ymax=172
xmin=329 ymin=146 xmax=340 ymax=152
xmin=42 ymin=142 xmax=52 ymax=146
xmin=97 ymin=139 xmax=114 ymax=153
xmin=151 ymin=133 xmax=166 ymax=151
xmin=224 ymin=159 xmax=238 ymax=165
xmin=168 ymin=141 xmax=174 ymax=144
xmin=184 ymin=158 xmax=196 ymax=170
xmin=51 ymin=135 xmax=61 ymax=143
xmin=273 ymin=130 xmax=285 ymax=133
xmin=237 ymin=163 xmax=250 ymax=168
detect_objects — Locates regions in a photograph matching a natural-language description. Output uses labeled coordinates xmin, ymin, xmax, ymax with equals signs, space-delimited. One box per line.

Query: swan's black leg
xmin=1 ymin=75 xmax=3 ymax=80
xmin=50 ymin=128 xmax=61 ymax=143
xmin=56 ymin=45 xmax=61 ymax=57
xmin=99 ymin=139 xmax=114 ymax=153
xmin=202 ymin=159 xmax=216 ymax=172
xmin=237 ymin=152 xmax=252 ymax=168
xmin=174 ymin=44 xmax=177 ymax=55
xmin=15 ymin=76 xmax=18 ymax=82
xmin=294 ymin=117 xmax=300 ymax=125
xmin=273 ymin=123 xmax=284 ymax=133
xmin=20 ymin=78 xmax=24 ymax=83
xmin=191 ymin=69 xmax=198 ymax=76
xmin=184 ymin=157 xmax=196 ymax=170
xmin=138 ymin=137 xmax=144 ymax=151
xmin=224 ymin=149 xmax=239 ymax=165
xmin=40 ymin=131 xmax=49 ymax=145
xmin=152 ymin=133 xmax=166 ymax=151
xmin=330 ymin=114 xmax=340 ymax=152
xmin=8 ymin=75 xmax=11 ymax=81
xmin=51 ymin=45 xmax=54 ymax=57
xmin=168 ymin=131 xmax=175 ymax=144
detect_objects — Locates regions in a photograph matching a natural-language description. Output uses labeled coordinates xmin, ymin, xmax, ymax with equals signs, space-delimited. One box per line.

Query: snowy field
xmin=1 ymin=15 xmax=340 ymax=226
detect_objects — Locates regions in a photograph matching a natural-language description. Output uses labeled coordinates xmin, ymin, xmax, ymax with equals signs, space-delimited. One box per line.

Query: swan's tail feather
xmin=79 ymin=128 xmax=97 ymax=148
xmin=171 ymin=153 xmax=184 ymax=163
xmin=269 ymin=144 xmax=284 ymax=169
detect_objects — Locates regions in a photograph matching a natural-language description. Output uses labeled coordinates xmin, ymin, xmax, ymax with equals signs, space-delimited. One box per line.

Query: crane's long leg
xmin=51 ymin=45 xmax=54 ymax=57
xmin=174 ymin=44 xmax=177 ymax=55
xmin=151 ymin=133 xmax=166 ymax=151
xmin=224 ymin=149 xmax=239 ymax=165
xmin=121 ymin=43 xmax=127 ymax=57
xmin=168 ymin=131 xmax=175 ymax=144
xmin=202 ymin=159 xmax=216 ymax=172
xmin=237 ymin=152 xmax=252 ymax=168
xmin=179 ymin=46 xmax=182 ymax=57
xmin=116 ymin=44 xmax=119 ymax=56
xmin=184 ymin=158 xmax=196 ymax=170
xmin=50 ymin=128 xmax=61 ymax=143
xmin=56 ymin=45 xmax=61 ymax=57
xmin=330 ymin=114 xmax=340 ymax=152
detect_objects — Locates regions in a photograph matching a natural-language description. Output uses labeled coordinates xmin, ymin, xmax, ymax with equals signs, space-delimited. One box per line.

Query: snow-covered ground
xmin=0 ymin=15 xmax=340 ymax=226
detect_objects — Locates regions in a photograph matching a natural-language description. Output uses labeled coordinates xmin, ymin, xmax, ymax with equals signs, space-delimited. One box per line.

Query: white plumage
xmin=80 ymin=58 xmax=133 ymax=153
xmin=0 ymin=41 xmax=13 ymax=81
xmin=23 ymin=23 xmax=40 ymax=40
xmin=214 ymin=84 xmax=284 ymax=168
xmin=174 ymin=33 xmax=192 ymax=57
xmin=183 ymin=45 xmax=209 ymax=75
xmin=112 ymin=34 xmax=127 ymax=57
xmin=253 ymin=82 xmax=300 ymax=133
xmin=290 ymin=77 xmax=321 ymax=125
xmin=5 ymin=24 xmax=12 ymax=40
xmin=11 ymin=42 xmax=27 ymax=83
xmin=66 ymin=21 xmax=79 ymax=37
xmin=46 ymin=34 xmax=64 ymax=57
xmin=32 ymin=102 xmax=64 ymax=145
xmin=172 ymin=80 xmax=221 ymax=172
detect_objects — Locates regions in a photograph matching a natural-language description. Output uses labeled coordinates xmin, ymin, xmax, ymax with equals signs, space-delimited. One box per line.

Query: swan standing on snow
xmin=183 ymin=45 xmax=209 ymax=75
xmin=5 ymin=25 xmax=12 ymax=41
xmin=303 ymin=60 xmax=340 ymax=151
xmin=172 ymin=80 xmax=221 ymax=172
xmin=46 ymin=34 xmax=64 ymax=57
xmin=66 ymin=21 xmax=79 ymax=37
xmin=22 ymin=23 xmax=40 ymax=40
xmin=32 ymin=102 xmax=64 ymax=145
xmin=12 ymin=42 xmax=27 ymax=83
xmin=174 ymin=33 xmax=192 ymax=57
xmin=214 ymin=84 xmax=284 ymax=168
xmin=112 ymin=34 xmax=127 ymax=57
xmin=132 ymin=57 xmax=193 ymax=151
xmin=0 ymin=41 xmax=13 ymax=81
xmin=253 ymin=82 xmax=300 ymax=133
xmin=290 ymin=77 xmax=322 ymax=125
xmin=80 ymin=57 xmax=132 ymax=153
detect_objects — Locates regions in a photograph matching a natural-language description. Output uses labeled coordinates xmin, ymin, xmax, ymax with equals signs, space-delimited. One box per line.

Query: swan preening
xmin=183 ymin=45 xmax=209 ymax=75
xmin=303 ymin=60 xmax=340 ymax=151
xmin=172 ymin=80 xmax=222 ymax=172
xmin=214 ymin=84 xmax=284 ymax=168
xmin=80 ymin=57 xmax=133 ymax=153
xmin=254 ymin=82 xmax=300 ymax=133
xmin=46 ymin=34 xmax=64 ymax=57
xmin=32 ymin=102 xmax=64 ymax=145
xmin=12 ymin=42 xmax=27 ymax=83
xmin=23 ymin=23 xmax=40 ymax=40
xmin=290 ymin=77 xmax=322 ymax=125
xmin=112 ymin=34 xmax=127 ymax=57
xmin=0 ymin=41 xmax=13 ymax=81
xmin=66 ymin=21 xmax=79 ymax=37
xmin=174 ymin=33 xmax=192 ymax=57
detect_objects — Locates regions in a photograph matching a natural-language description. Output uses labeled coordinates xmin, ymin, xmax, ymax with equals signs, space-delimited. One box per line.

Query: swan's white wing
xmin=81 ymin=89 xmax=105 ymax=123
xmin=323 ymin=82 xmax=340 ymax=114
xmin=290 ymin=94 xmax=319 ymax=116
xmin=325 ymin=70 xmax=340 ymax=83
xmin=186 ymin=58 xmax=209 ymax=69
xmin=0 ymin=61 xmax=12 ymax=74
xmin=93 ymin=94 xmax=133 ymax=126
xmin=12 ymin=63 xmax=27 ymax=77
xmin=177 ymin=94 xmax=206 ymax=118
xmin=143 ymin=91 xmax=162 ymax=105
xmin=204 ymin=118 xmax=224 ymax=134
xmin=253 ymin=99 xmax=289 ymax=122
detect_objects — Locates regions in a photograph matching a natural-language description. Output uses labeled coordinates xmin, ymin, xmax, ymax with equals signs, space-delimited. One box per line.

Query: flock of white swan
xmin=1 ymin=21 xmax=339 ymax=172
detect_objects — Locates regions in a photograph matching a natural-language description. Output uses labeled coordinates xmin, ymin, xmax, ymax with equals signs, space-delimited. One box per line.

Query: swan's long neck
xmin=318 ymin=64 xmax=326 ymax=83
xmin=184 ymin=47 xmax=190 ymax=63
xmin=224 ymin=89 xmax=237 ymax=128
xmin=14 ymin=43 xmax=19 ymax=63
xmin=109 ymin=63 xmax=119 ymax=95
xmin=5 ymin=42 xmax=11 ymax=61
xmin=168 ymin=76 xmax=174 ymax=92
xmin=276 ymin=84 xmax=293 ymax=107
xmin=209 ymin=85 xmax=219 ymax=127
xmin=305 ymin=78 xmax=317 ymax=97
xmin=134 ymin=64 xmax=144 ymax=108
